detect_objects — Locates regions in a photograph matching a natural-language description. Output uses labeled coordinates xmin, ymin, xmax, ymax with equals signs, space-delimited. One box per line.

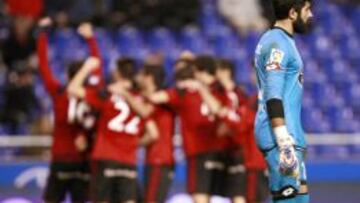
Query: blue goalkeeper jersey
xmin=254 ymin=27 xmax=306 ymax=150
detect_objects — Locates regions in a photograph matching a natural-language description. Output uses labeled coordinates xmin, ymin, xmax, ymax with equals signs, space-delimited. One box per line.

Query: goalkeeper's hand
xmin=274 ymin=126 xmax=299 ymax=177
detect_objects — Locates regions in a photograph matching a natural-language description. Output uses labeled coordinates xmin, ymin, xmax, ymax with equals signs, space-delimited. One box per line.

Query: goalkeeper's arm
xmin=267 ymin=98 xmax=299 ymax=177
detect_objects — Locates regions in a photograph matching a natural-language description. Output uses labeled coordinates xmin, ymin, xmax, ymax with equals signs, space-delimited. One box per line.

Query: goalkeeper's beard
xmin=293 ymin=16 xmax=314 ymax=34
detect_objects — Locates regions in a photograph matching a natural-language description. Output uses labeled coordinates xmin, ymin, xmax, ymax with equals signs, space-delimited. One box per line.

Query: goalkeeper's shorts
xmin=264 ymin=147 xmax=307 ymax=200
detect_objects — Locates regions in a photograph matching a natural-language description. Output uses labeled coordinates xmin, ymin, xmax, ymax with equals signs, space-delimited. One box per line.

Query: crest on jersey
xmin=266 ymin=48 xmax=284 ymax=71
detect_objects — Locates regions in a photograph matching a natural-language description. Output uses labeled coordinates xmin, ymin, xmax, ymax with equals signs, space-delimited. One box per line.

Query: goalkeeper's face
xmin=293 ymin=1 xmax=314 ymax=34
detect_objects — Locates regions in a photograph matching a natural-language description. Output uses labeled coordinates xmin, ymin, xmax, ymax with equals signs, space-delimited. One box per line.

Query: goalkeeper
xmin=253 ymin=0 xmax=313 ymax=202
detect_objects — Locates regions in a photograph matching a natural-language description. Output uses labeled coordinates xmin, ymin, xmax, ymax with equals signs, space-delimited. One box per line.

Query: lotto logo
xmin=282 ymin=187 xmax=295 ymax=196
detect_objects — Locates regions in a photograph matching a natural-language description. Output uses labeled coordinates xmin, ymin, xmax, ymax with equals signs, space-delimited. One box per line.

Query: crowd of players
xmin=37 ymin=16 xmax=269 ymax=203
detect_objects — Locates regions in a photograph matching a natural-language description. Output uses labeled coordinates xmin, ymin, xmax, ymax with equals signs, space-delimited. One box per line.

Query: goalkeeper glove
xmin=274 ymin=126 xmax=299 ymax=177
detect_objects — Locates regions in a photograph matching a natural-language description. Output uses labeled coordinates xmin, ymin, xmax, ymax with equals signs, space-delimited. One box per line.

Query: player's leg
xmin=295 ymin=162 xmax=309 ymax=203
xmin=123 ymin=201 xmax=136 ymax=203
xmin=224 ymin=150 xmax=246 ymax=203
xmin=43 ymin=162 xmax=68 ymax=203
xmin=92 ymin=160 xmax=113 ymax=203
xmin=115 ymin=163 xmax=138 ymax=203
xmin=69 ymin=162 xmax=91 ymax=203
xmin=144 ymin=164 xmax=173 ymax=203
xmin=246 ymin=169 xmax=269 ymax=203
xmin=187 ymin=153 xmax=213 ymax=203
xmin=265 ymin=148 xmax=300 ymax=203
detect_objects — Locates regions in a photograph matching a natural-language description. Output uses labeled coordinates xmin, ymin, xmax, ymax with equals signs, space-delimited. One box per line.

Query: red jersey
xmin=6 ymin=0 xmax=43 ymax=18
xmin=146 ymin=105 xmax=175 ymax=165
xmin=224 ymin=87 xmax=249 ymax=147
xmin=85 ymin=89 xmax=146 ymax=165
xmin=221 ymin=88 xmax=267 ymax=170
xmin=166 ymin=83 xmax=227 ymax=157
xmin=37 ymin=31 xmax=103 ymax=162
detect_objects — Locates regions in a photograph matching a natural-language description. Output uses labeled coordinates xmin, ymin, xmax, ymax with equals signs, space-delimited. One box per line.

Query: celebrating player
xmin=148 ymin=56 xmax=229 ymax=203
xmin=37 ymin=17 xmax=102 ymax=203
xmin=67 ymin=57 xmax=158 ymax=203
xmin=110 ymin=64 xmax=176 ymax=203
xmin=216 ymin=59 xmax=269 ymax=203
xmin=254 ymin=0 xmax=313 ymax=202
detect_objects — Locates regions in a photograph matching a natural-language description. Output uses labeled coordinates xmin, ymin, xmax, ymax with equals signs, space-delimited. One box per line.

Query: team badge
xmin=266 ymin=48 xmax=284 ymax=71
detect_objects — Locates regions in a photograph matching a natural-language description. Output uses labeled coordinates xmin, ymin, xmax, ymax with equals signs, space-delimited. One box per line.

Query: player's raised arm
xmin=108 ymin=83 xmax=155 ymax=118
xmin=37 ymin=17 xmax=61 ymax=96
xmin=139 ymin=120 xmax=159 ymax=146
xmin=78 ymin=22 xmax=104 ymax=86
xmin=67 ymin=57 xmax=100 ymax=98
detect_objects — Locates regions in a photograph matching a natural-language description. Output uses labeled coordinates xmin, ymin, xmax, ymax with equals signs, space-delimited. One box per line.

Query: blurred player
xmin=216 ymin=59 xmax=269 ymax=203
xmin=254 ymin=0 xmax=313 ymax=202
xmin=216 ymin=59 xmax=249 ymax=203
xmin=149 ymin=56 xmax=228 ymax=203
xmin=110 ymin=64 xmax=176 ymax=203
xmin=67 ymin=57 xmax=158 ymax=203
xmin=37 ymin=18 xmax=103 ymax=203
xmin=179 ymin=59 xmax=247 ymax=203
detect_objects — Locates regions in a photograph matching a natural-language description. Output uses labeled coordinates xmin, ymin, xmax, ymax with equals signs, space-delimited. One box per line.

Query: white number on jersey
xmin=68 ymin=97 xmax=96 ymax=129
xmin=107 ymin=97 xmax=141 ymax=135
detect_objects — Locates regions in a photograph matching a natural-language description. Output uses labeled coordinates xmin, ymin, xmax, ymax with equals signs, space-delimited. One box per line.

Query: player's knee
xmin=123 ymin=200 xmax=135 ymax=203
xmin=299 ymin=182 xmax=308 ymax=195
xmin=271 ymin=185 xmax=298 ymax=202
xmin=232 ymin=196 xmax=246 ymax=203
xmin=192 ymin=193 xmax=210 ymax=203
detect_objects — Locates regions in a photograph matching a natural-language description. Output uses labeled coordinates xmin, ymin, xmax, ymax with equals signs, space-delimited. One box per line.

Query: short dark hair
xmin=142 ymin=65 xmax=166 ymax=90
xmin=174 ymin=64 xmax=194 ymax=82
xmin=116 ymin=58 xmax=137 ymax=80
xmin=193 ymin=55 xmax=216 ymax=75
xmin=67 ymin=60 xmax=84 ymax=80
xmin=217 ymin=59 xmax=235 ymax=79
xmin=174 ymin=58 xmax=194 ymax=70
xmin=272 ymin=0 xmax=311 ymax=20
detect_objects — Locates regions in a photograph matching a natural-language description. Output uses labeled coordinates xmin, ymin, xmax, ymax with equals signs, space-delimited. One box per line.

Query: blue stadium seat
xmin=323 ymin=106 xmax=358 ymax=133
xmin=341 ymin=83 xmax=360 ymax=108
xmin=53 ymin=28 xmax=85 ymax=61
xmin=116 ymin=26 xmax=144 ymax=56
xmin=303 ymin=60 xmax=328 ymax=83
xmin=350 ymin=7 xmax=360 ymax=33
xmin=213 ymin=28 xmax=240 ymax=58
xmin=323 ymin=59 xmax=357 ymax=84
xmin=234 ymin=58 xmax=252 ymax=84
xmin=147 ymin=27 xmax=176 ymax=52
xmin=310 ymin=82 xmax=344 ymax=108
xmin=180 ymin=26 xmax=210 ymax=54
xmin=244 ymin=31 xmax=261 ymax=55
xmin=200 ymin=3 xmax=222 ymax=37
xmin=302 ymin=107 xmax=331 ymax=133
